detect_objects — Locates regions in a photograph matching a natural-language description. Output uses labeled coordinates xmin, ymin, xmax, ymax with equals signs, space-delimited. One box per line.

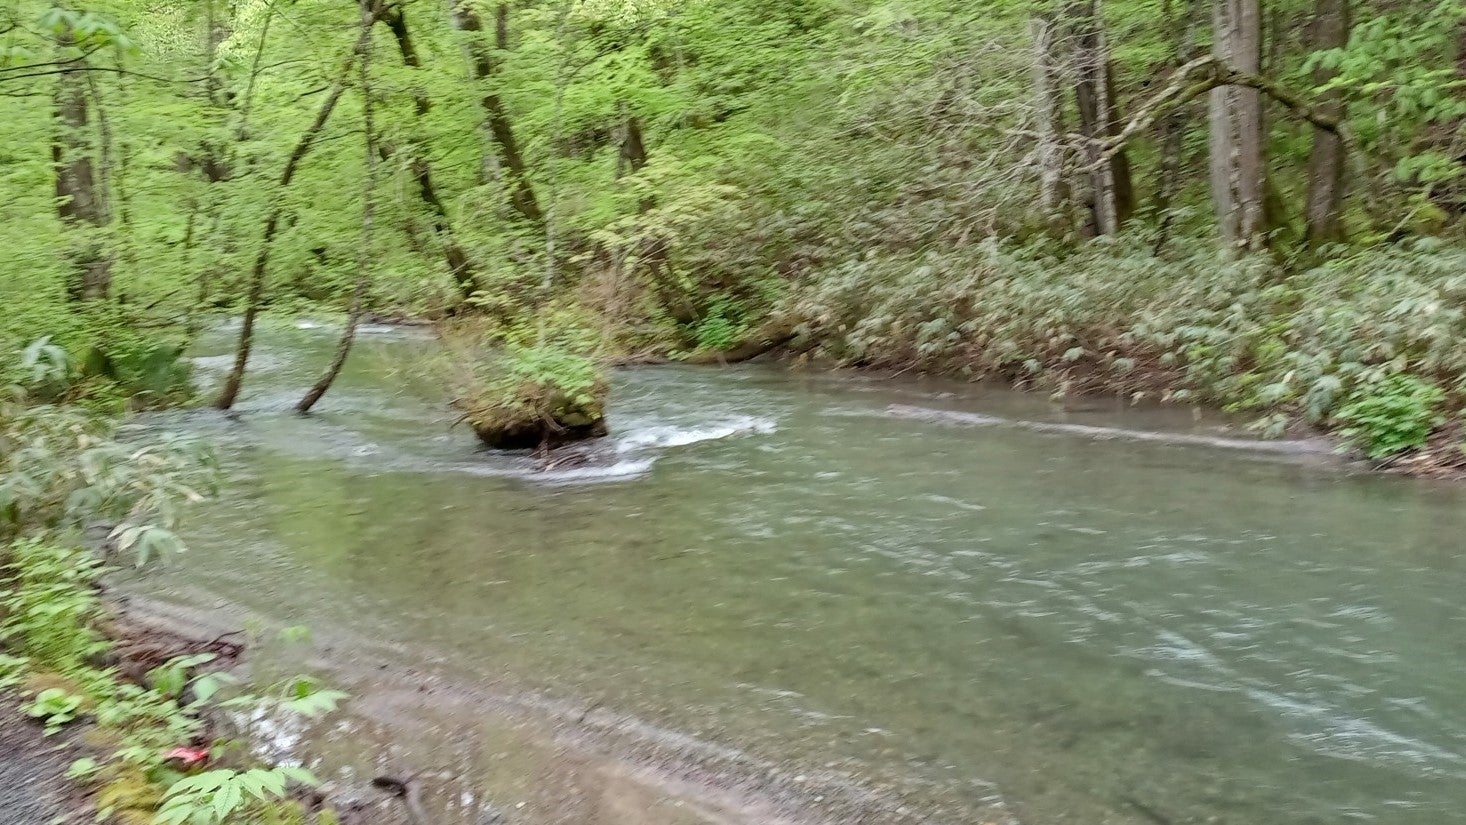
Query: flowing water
xmin=122 ymin=322 xmax=1466 ymax=825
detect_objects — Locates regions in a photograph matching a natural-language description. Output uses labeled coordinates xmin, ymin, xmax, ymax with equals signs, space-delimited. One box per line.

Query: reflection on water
xmin=124 ymin=323 xmax=1466 ymax=824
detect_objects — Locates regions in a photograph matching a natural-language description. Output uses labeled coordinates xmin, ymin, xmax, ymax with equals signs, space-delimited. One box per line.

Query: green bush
xmin=1334 ymin=375 xmax=1446 ymax=459
xmin=692 ymin=299 xmax=750 ymax=352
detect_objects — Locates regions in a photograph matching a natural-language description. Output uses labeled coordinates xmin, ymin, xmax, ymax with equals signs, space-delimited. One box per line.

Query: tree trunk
xmin=1069 ymin=0 xmax=1134 ymax=235
xmin=298 ymin=1 xmax=377 ymax=415
xmin=1152 ymin=0 xmax=1202 ymax=254
xmin=381 ymin=4 xmax=482 ymax=302
xmin=214 ymin=18 xmax=373 ymax=411
xmin=616 ymin=105 xmax=695 ymax=325
xmin=1029 ymin=12 xmax=1071 ymax=232
xmin=1209 ymin=0 xmax=1267 ymax=251
xmin=1303 ymin=0 xmax=1348 ymax=245
xmin=454 ymin=2 xmax=543 ymax=224
xmin=52 ymin=32 xmax=111 ymax=301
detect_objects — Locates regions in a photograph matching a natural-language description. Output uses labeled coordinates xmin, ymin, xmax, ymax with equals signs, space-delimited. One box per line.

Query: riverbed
xmin=121 ymin=322 xmax=1466 ymax=824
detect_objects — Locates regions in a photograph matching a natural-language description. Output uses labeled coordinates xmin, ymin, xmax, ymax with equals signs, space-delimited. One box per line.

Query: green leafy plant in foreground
xmin=25 ymin=687 xmax=83 ymax=733
xmin=153 ymin=765 xmax=319 ymax=825
xmin=0 ymin=384 xmax=218 ymax=560
xmin=1335 ymin=375 xmax=1446 ymax=459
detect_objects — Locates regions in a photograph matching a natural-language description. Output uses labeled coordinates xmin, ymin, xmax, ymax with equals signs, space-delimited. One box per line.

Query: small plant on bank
xmin=692 ymin=299 xmax=750 ymax=353
xmin=1334 ymin=375 xmax=1446 ymax=459
xmin=25 ymin=686 xmax=83 ymax=733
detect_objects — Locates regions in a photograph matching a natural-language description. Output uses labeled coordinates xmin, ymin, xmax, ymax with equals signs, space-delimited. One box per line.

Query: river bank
xmin=0 ymin=693 xmax=90 ymax=825
xmin=738 ymin=238 xmax=1466 ymax=480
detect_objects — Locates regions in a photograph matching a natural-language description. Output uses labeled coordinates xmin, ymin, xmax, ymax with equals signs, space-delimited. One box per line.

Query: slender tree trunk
xmin=1069 ymin=0 xmax=1134 ymax=235
xmin=1029 ymin=12 xmax=1071 ymax=232
xmin=454 ymin=2 xmax=543 ymax=224
xmin=616 ymin=103 xmax=694 ymax=325
xmin=1303 ymin=0 xmax=1348 ymax=245
xmin=617 ymin=108 xmax=649 ymax=184
xmin=381 ymin=4 xmax=481 ymax=301
xmin=53 ymin=32 xmax=111 ymax=301
xmin=214 ymin=18 xmax=374 ymax=411
xmin=1152 ymin=0 xmax=1201 ymax=254
xmin=1209 ymin=0 xmax=1267 ymax=251
xmin=298 ymin=2 xmax=378 ymax=415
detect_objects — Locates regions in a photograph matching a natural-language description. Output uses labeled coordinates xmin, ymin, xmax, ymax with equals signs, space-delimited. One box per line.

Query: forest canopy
xmin=6 ymin=0 xmax=1466 ymax=459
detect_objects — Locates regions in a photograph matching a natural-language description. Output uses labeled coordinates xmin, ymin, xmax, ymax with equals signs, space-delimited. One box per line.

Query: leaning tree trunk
xmin=1069 ymin=0 xmax=1135 ymax=235
xmin=382 ymin=4 xmax=482 ymax=302
xmin=214 ymin=18 xmax=373 ymax=411
xmin=297 ymin=2 xmax=377 ymax=415
xmin=1303 ymin=0 xmax=1349 ymax=245
xmin=53 ymin=33 xmax=112 ymax=301
xmin=1209 ymin=0 xmax=1268 ymax=251
xmin=1029 ymin=12 xmax=1072 ymax=233
xmin=454 ymin=2 xmax=543 ymax=225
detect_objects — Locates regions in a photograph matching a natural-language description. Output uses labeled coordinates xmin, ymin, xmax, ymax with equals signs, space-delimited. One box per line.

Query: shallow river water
xmin=123 ymin=323 xmax=1466 ymax=825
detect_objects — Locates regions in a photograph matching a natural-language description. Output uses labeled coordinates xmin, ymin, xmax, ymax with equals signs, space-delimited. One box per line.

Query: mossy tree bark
xmin=1028 ymin=12 xmax=1072 ymax=234
xmin=381 ymin=4 xmax=482 ymax=303
xmin=1068 ymin=0 xmax=1135 ymax=235
xmin=454 ymin=2 xmax=544 ymax=225
xmin=1303 ymin=0 xmax=1348 ymax=245
xmin=53 ymin=27 xmax=111 ymax=302
xmin=1209 ymin=0 xmax=1268 ymax=251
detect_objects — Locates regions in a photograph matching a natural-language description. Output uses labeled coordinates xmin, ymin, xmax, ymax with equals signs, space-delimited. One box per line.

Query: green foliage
xmin=0 ymin=392 xmax=217 ymax=557
xmin=497 ymin=344 xmax=602 ymax=406
xmin=0 ymin=539 xmax=108 ymax=668
xmin=790 ymin=236 xmax=1466 ymax=448
xmin=24 ymin=686 xmax=84 ymax=733
xmin=154 ymin=766 xmax=318 ymax=825
xmin=439 ymin=318 xmax=610 ymax=446
xmin=0 ymin=388 xmax=346 ymax=823
xmin=1335 ymin=375 xmax=1446 ymax=459
xmin=692 ymin=299 xmax=749 ymax=352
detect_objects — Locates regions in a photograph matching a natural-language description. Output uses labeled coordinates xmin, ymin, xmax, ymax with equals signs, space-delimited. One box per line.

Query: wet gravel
xmin=0 ymin=695 xmax=87 ymax=825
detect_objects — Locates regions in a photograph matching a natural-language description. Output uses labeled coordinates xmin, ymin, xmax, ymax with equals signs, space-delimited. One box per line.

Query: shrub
xmin=0 ymin=393 xmax=217 ymax=557
xmin=1334 ymin=375 xmax=1446 ymax=459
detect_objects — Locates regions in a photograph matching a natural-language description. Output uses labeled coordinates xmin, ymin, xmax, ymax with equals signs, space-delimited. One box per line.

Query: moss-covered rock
xmin=460 ymin=380 xmax=609 ymax=449
xmin=446 ymin=342 xmax=611 ymax=451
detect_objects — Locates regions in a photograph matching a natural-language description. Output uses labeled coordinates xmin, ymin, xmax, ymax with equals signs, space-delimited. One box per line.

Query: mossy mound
xmin=449 ymin=344 xmax=611 ymax=451
xmin=460 ymin=379 xmax=609 ymax=449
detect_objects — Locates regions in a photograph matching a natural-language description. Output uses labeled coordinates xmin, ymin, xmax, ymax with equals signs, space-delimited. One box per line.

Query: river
xmin=120 ymin=322 xmax=1466 ymax=825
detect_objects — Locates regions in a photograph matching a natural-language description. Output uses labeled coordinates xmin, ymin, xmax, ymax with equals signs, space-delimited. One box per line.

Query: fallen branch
xmin=683 ymin=323 xmax=799 ymax=366
xmin=372 ymin=774 xmax=430 ymax=825
xmin=1079 ymin=56 xmax=1359 ymax=170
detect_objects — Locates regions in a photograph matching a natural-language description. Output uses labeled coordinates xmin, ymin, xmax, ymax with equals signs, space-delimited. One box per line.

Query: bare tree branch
xmin=1076 ymin=56 xmax=1358 ymax=171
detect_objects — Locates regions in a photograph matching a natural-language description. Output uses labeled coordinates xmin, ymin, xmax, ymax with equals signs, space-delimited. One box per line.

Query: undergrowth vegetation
xmin=787 ymin=237 xmax=1466 ymax=457
xmin=0 ymin=386 xmax=346 ymax=824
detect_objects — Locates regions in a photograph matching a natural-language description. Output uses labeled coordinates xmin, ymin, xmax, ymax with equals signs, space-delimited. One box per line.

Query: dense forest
xmin=2 ymin=0 xmax=1466 ymax=459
